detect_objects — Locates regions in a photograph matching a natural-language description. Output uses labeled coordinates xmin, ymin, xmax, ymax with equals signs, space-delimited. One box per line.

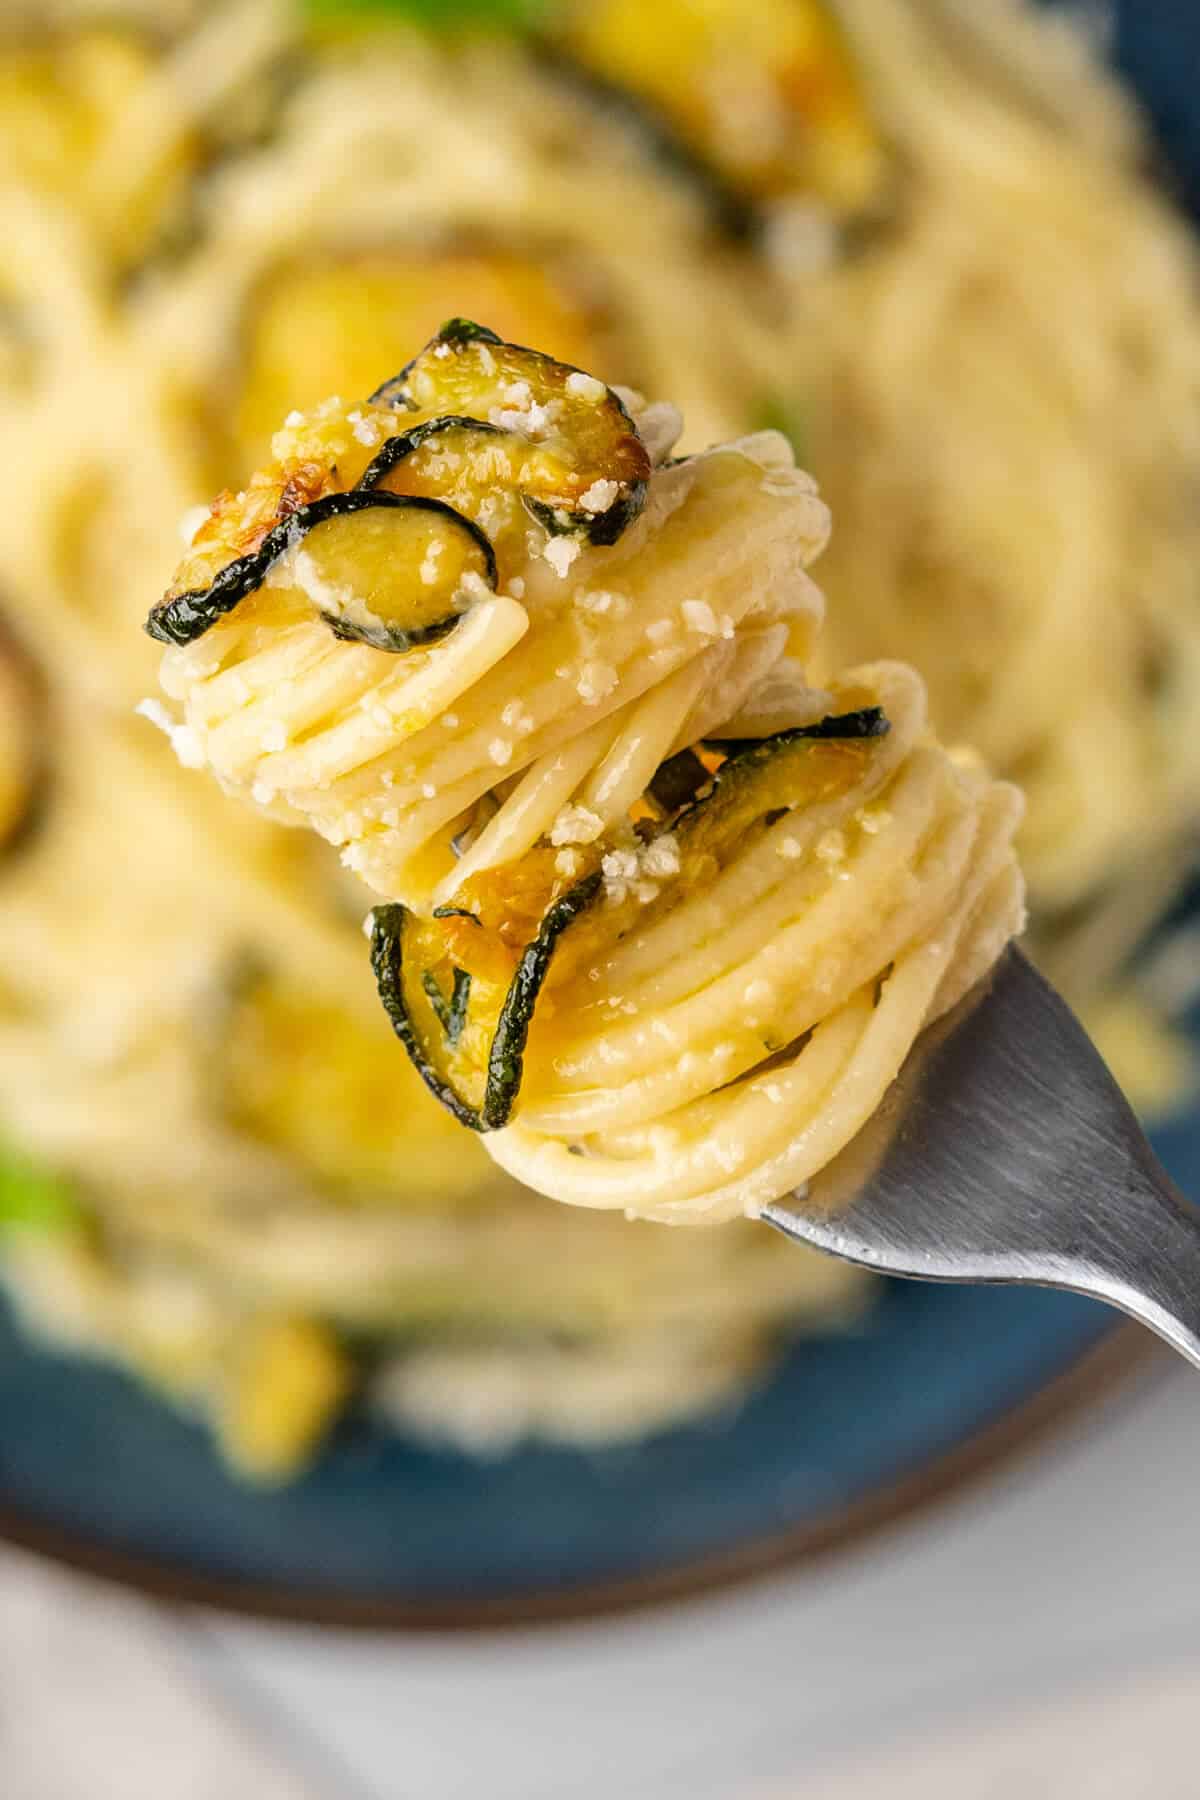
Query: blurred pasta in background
xmin=0 ymin=0 xmax=1197 ymax=1478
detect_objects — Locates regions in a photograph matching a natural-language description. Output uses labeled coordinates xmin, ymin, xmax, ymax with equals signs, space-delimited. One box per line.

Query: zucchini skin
xmin=482 ymin=870 xmax=602 ymax=1130
xmin=673 ymin=708 xmax=891 ymax=826
xmin=370 ymin=871 xmax=602 ymax=1133
xmin=522 ymin=488 xmax=642 ymax=551
xmin=710 ymin=707 xmax=889 ymax=762
xmin=370 ymin=902 xmax=487 ymax=1132
xmin=356 ymin=415 xmax=505 ymax=492
xmin=646 ymin=746 xmax=710 ymax=818
xmin=145 ymin=490 xmax=497 ymax=650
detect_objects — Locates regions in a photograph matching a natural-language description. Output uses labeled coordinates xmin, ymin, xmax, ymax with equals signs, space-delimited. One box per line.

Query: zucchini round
xmin=544 ymin=0 xmax=883 ymax=220
xmin=368 ymin=318 xmax=650 ymax=547
xmin=146 ymin=490 xmax=497 ymax=651
xmin=370 ymin=871 xmax=602 ymax=1133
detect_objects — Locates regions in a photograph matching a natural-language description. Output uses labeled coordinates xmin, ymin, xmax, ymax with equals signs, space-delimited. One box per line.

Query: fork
xmin=762 ymin=947 xmax=1200 ymax=1369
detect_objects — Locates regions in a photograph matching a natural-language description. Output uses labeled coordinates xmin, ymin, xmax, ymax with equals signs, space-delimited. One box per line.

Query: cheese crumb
xmin=566 ymin=371 xmax=606 ymax=402
xmin=550 ymin=805 xmax=604 ymax=846
xmin=641 ymin=834 xmax=680 ymax=879
xmin=488 ymin=738 xmax=513 ymax=767
xmin=575 ymin=588 xmax=628 ymax=618
xmin=576 ymin=661 xmax=618 ymax=704
xmin=543 ymin=536 xmax=581 ymax=579
xmin=579 ymin=479 xmax=619 ymax=515
xmin=419 ymin=540 xmax=443 ymax=586
xmin=778 ymin=836 xmax=803 ymax=860
xmin=260 ymin=720 xmax=287 ymax=753
xmin=645 ymin=618 xmax=676 ymax=645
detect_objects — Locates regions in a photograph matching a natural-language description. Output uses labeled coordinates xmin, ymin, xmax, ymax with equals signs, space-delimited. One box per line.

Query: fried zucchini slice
xmin=219 ymin=1315 xmax=353 ymax=1485
xmin=148 ymin=321 xmax=647 ymax=648
xmin=370 ymin=318 xmax=650 ymax=545
xmin=146 ymin=489 xmax=496 ymax=651
xmin=549 ymin=0 xmax=883 ymax=216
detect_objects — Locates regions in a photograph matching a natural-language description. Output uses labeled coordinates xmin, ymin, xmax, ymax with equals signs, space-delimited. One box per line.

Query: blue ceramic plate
xmin=0 ymin=0 xmax=1195 ymax=1626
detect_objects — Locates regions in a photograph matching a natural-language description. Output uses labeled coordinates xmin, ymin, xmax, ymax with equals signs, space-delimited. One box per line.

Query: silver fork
xmin=763 ymin=947 xmax=1200 ymax=1369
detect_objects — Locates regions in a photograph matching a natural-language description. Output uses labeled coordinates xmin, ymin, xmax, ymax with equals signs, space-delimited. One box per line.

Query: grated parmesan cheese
xmin=579 ymin=479 xmax=619 ymax=515
xmin=550 ymin=805 xmax=604 ymax=846
xmin=565 ymin=370 xmax=606 ymax=402
xmin=543 ymin=536 xmax=581 ymax=579
xmin=576 ymin=661 xmax=618 ymax=704
xmin=641 ymin=834 xmax=680 ymax=879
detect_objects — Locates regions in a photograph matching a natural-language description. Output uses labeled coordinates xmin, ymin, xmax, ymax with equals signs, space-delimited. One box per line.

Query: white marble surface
xmin=4 ymin=1357 xmax=1200 ymax=1798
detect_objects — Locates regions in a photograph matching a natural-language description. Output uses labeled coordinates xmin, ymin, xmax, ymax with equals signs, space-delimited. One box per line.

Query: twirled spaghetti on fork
xmin=146 ymin=321 xmax=1024 ymax=1224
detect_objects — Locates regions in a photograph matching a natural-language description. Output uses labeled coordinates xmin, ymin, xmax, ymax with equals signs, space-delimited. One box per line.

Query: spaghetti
xmin=147 ymin=323 xmax=1025 ymax=1224
xmin=1 ymin=0 xmax=1197 ymax=1474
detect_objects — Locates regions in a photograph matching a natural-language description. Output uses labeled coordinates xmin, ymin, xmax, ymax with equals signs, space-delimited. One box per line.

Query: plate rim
xmin=0 ymin=1317 xmax=1160 ymax=1631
